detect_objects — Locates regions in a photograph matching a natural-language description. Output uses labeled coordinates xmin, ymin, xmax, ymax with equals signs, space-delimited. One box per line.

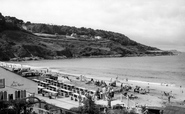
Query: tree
xmin=0 ymin=96 xmax=42 ymax=114
xmin=70 ymin=95 xmax=100 ymax=114
xmin=0 ymin=13 xmax=5 ymax=31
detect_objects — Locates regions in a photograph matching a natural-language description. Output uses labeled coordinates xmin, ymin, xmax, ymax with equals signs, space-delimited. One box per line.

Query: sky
xmin=1 ymin=0 xmax=185 ymax=51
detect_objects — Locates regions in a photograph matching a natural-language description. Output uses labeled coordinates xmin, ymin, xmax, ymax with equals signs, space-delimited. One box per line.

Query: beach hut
xmin=70 ymin=93 xmax=86 ymax=102
xmin=22 ymin=71 xmax=40 ymax=77
xmin=47 ymin=85 xmax=59 ymax=92
xmin=39 ymin=81 xmax=49 ymax=88
xmin=73 ymin=86 xmax=86 ymax=95
xmin=42 ymin=89 xmax=58 ymax=98
xmin=38 ymin=86 xmax=44 ymax=94
xmin=52 ymin=80 xmax=59 ymax=86
xmin=58 ymin=82 xmax=64 ymax=88
xmin=63 ymin=83 xmax=74 ymax=91
xmin=58 ymin=88 xmax=72 ymax=97
xmin=45 ymin=78 xmax=53 ymax=84
xmin=32 ymin=79 xmax=40 ymax=83
xmin=49 ymin=75 xmax=58 ymax=80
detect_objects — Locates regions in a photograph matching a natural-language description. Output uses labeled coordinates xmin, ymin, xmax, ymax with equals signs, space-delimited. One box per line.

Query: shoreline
xmin=0 ymin=61 xmax=178 ymax=88
xmin=1 ymin=61 xmax=185 ymax=107
xmin=3 ymin=52 xmax=179 ymax=63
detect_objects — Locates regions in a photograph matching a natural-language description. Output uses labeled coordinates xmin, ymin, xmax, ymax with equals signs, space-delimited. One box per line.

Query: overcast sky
xmin=1 ymin=0 xmax=185 ymax=51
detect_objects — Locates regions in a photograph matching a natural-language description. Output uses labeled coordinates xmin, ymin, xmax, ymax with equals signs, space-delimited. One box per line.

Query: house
xmin=0 ymin=65 xmax=38 ymax=101
xmin=94 ymin=36 xmax=102 ymax=40
xmin=71 ymin=33 xmax=77 ymax=37
xmin=80 ymin=35 xmax=88 ymax=38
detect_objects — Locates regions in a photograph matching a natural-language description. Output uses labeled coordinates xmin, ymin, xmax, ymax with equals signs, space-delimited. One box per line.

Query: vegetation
xmin=70 ymin=95 xmax=140 ymax=114
xmin=0 ymin=12 xmax=174 ymax=61
xmin=0 ymin=99 xmax=33 ymax=114
xmin=70 ymin=95 xmax=100 ymax=114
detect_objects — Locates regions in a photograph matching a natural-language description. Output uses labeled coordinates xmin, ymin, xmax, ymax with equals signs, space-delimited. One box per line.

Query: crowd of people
xmin=94 ymin=86 xmax=115 ymax=101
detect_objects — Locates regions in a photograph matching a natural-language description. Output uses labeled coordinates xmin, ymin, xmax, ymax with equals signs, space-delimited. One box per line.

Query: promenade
xmin=35 ymin=94 xmax=79 ymax=110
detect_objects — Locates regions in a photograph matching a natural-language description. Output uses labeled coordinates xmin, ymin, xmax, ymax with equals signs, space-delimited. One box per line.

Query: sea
xmin=13 ymin=53 xmax=185 ymax=87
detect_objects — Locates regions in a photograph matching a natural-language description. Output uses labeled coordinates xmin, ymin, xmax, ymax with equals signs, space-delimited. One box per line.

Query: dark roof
xmin=163 ymin=105 xmax=185 ymax=114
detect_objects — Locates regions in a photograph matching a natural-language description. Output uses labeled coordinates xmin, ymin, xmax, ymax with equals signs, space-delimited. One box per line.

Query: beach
xmin=1 ymin=61 xmax=185 ymax=108
xmin=11 ymin=53 xmax=185 ymax=87
xmin=59 ymin=71 xmax=185 ymax=107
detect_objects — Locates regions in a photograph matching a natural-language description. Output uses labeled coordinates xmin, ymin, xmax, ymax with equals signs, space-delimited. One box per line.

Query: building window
xmin=21 ymin=90 xmax=24 ymax=98
xmin=24 ymin=90 xmax=26 ymax=98
xmin=0 ymin=91 xmax=7 ymax=101
xmin=18 ymin=91 xmax=20 ymax=98
xmin=8 ymin=94 xmax=13 ymax=100
xmin=4 ymin=91 xmax=7 ymax=101
xmin=0 ymin=79 xmax=5 ymax=88
xmin=15 ymin=91 xmax=18 ymax=99
xmin=0 ymin=91 xmax=3 ymax=100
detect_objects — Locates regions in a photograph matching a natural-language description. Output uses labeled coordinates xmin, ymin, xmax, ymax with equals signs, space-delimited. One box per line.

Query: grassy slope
xmin=0 ymin=29 xmax=172 ymax=61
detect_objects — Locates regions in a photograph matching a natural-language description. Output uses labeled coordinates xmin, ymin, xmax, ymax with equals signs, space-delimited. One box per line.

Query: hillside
xmin=0 ymin=13 xmax=173 ymax=61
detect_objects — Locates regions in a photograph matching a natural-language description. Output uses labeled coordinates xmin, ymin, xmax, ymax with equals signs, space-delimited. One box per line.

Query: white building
xmin=94 ymin=36 xmax=102 ymax=40
xmin=0 ymin=67 xmax=38 ymax=101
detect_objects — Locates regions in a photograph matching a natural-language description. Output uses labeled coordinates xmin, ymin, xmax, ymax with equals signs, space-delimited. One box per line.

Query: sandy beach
xmin=65 ymin=72 xmax=185 ymax=107
xmin=1 ymin=61 xmax=185 ymax=108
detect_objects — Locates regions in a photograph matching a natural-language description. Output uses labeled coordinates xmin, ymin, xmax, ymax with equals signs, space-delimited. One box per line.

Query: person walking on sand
xmin=168 ymin=96 xmax=171 ymax=103
xmin=126 ymin=78 xmax=128 ymax=83
xmin=116 ymin=76 xmax=118 ymax=82
xmin=147 ymin=83 xmax=150 ymax=93
xmin=180 ymin=86 xmax=183 ymax=93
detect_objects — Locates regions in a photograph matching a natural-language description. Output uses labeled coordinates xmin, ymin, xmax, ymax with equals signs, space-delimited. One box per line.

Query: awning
xmin=43 ymin=89 xmax=58 ymax=94
xmin=49 ymin=85 xmax=58 ymax=89
xmin=38 ymin=86 xmax=45 ymax=89
xmin=59 ymin=88 xmax=71 ymax=93
xmin=33 ymin=79 xmax=40 ymax=82
xmin=40 ymin=81 xmax=48 ymax=84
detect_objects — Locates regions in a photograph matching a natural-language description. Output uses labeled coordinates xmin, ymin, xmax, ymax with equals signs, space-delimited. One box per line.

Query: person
xmin=147 ymin=84 xmax=150 ymax=93
xmin=49 ymin=93 xmax=52 ymax=99
xmin=107 ymin=94 xmax=112 ymax=108
xmin=100 ymin=80 xmax=104 ymax=86
xmin=180 ymin=86 xmax=183 ymax=93
xmin=91 ymin=78 xmax=94 ymax=82
xmin=110 ymin=78 xmax=112 ymax=82
xmin=126 ymin=94 xmax=130 ymax=108
xmin=121 ymin=83 xmax=123 ymax=88
xmin=160 ymin=110 xmax=164 ymax=114
xmin=97 ymin=80 xmax=100 ymax=86
xmin=107 ymin=86 xmax=110 ymax=93
xmin=168 ymin=96 xmax=171 ymax=103
xmin=56 ymin=90 xmax=59 ymax=99
xmin=110 ymin=87 xmax=114 ymax=98
xmin=121 ymin=92 xmax=127 ymax=102
xmin=78 ymin=94 xmax=82 ymax=106
xmin=116 ymin=76 xmax=118 ymax=82
xmin=126 ymin=78 xmax=128 ymax=83
xmin=102 ymin=86 xmax=106 ymax=100
xmin=95 ymin=88 xmax=100 ymax=100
